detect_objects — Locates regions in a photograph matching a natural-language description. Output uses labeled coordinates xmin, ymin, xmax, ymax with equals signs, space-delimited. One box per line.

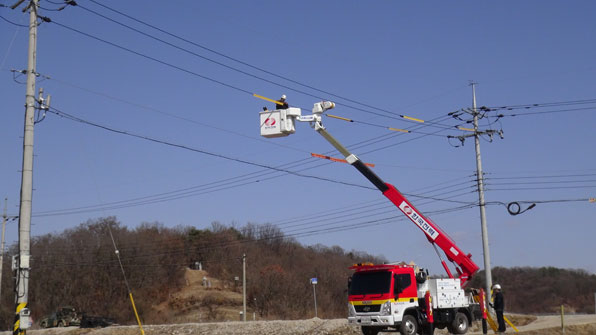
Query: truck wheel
xmin=40 ymin=320 xmax=48 ymax=328
xmin=450 ymin=312 xmax=468 ymax=334
xmin=57 ymin=321 xmax=64 ymax=327
xmin=400 ymin=315 xmax=418 ymax=335
xmin=361 ymin=326 xmax=380 ymax=335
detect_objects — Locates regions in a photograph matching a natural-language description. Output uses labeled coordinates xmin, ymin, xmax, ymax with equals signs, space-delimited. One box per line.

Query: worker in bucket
xmin=491 ymin=284 xmax=506 ymax=333
xmin=276 ymin=94 xmax=289 ymax=109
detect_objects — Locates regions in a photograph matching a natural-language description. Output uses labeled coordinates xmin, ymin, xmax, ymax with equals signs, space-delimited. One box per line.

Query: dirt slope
xmin=149 ymin=268 xmax=245 ymax=323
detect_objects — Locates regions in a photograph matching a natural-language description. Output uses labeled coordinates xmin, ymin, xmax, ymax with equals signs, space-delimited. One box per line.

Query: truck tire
xmin=449 ymin=312 xmax=468 ymax=334
xmin=361 ymin=326 xmax=381 ymax=335
xmin=400 ymin=314 xmax=418 ymax=335
xmin=57 ymin=321 xmax=64 ymax=327
xmin=40 ymin=320 xmax=48 ymax=328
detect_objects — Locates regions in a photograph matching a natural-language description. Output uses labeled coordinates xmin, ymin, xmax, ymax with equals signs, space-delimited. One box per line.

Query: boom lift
xmin=260 ymin=101 xmax=483 ymax=335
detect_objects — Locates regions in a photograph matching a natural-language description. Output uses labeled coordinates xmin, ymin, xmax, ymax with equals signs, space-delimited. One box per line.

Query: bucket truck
xmin=260 ymin=101 xmax=484 ymax=335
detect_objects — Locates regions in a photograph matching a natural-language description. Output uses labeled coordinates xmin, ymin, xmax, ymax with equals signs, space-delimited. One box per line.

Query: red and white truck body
xmin=348 ymin=263 xmax=478 ymax=335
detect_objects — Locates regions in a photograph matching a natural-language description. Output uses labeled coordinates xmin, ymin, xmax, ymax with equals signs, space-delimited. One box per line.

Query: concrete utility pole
xmin=14 ymin=0 xmax=40 ymax=332
xmin=471 ymin=83 xmax=493 ymax=307
xmin=311 ymin=278 xmax=318 ymax=318
xmin=0 ymin=198 xmax=8 ymax=301
xmin=242 ymin=254 xmax=246 ymax=321
xmin=449 ymin=82 xmax=504 ymax=308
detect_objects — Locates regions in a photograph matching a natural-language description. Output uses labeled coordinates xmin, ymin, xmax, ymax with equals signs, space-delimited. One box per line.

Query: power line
xmin=30 ymin=202 xmax=478 ymax=263
xmin=483 ymin=98 xmax=596 ymax=111
xmin=485 ymin=173 xmax=596 ymax=180
xmin=0 ymin=14 xmax=28 ymax=27
xmin=33 ymin=100 xmax=463 ymax=218
xmin=46 ymin=106 xmax=374 ymax=190
xmin=73 ymin=0 xmax=465 ymax=124
xmin=495 ymin=106 xmax=596 ymax=117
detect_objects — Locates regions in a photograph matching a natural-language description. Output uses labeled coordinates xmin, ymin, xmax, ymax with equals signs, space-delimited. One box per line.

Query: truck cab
xmin=348 ymin=263 xmax=476 ymax=335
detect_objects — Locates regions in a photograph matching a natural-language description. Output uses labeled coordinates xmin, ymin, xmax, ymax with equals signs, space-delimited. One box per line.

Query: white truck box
xmin=428 ymin=278 xmax=468 ymax=309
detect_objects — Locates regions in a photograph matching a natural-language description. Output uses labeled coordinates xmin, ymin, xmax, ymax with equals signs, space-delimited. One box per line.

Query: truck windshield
xmin=349 ymin=271 xmax=391 ymax=295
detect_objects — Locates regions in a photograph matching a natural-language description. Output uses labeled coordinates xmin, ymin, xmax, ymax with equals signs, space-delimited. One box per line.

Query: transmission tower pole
xmin=13 ymin=0 xmax=39 ymax=333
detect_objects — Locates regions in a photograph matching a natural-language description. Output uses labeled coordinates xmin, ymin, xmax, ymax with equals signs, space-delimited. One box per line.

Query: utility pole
xmin=448 ymin=82 xmax=503 ymax=308
xmin=12 ymin=0 xmax=40 ymax=332
xmin=471 ymin=83 xmax=493 ymax=307
xmin=242 ymin=253 xmax=246 ymax=321
xmin=0 ymin=198 xmax=8 ymax=301
xmin=311 ymin=277 xmax=318 ymax=318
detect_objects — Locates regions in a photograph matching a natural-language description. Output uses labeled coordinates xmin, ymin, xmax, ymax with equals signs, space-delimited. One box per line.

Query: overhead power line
xmin=483 ymin=98 xmax=596 ymax=111
xmin=0 ymin=14 xmax=28 ymax=27
xmin=46 ymin=106 xmax=374 ymax=190
xmin=73 ymin=0 xmax=462 ymax=123
xmin=43 ymin=3 xmax=469 ymax=126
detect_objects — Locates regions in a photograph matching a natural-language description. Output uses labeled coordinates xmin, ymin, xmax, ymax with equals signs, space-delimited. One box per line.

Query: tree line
xmin=0 ymin=217 xmax=593 ymax=330
xmin=468 ymin=266 xmax=596 ymax=314
xmin=0 ymin=217 xmax=382 ymax=329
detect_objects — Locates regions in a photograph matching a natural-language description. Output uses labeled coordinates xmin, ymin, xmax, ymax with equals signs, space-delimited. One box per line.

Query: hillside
xmin=468 ymin=266 xmax=596 ymax=314
xmin=0 ymin=218 xmax=384 ymax=329
xmin=0 ymin=218 xmax=594 ymax=330
xmin=150 ymin=268 xmax=245 ymax=322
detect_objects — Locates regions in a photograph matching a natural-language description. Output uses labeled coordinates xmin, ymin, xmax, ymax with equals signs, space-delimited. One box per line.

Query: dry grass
xmin=507 ymin=314 xmax=538 ymax=326
xmin=519 ymin=323 xmax=596 ymax=335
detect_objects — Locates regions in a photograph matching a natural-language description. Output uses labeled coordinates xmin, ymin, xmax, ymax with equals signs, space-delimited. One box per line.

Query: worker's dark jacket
xmin=276 ymin=101 xmax=289 ymax=109
xmin=493 ymin=291 xmax=505 ymax=311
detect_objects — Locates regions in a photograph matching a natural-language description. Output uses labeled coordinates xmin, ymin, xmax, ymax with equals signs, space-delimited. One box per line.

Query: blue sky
xmin=1 ymin=1 xmax=595 ymax=275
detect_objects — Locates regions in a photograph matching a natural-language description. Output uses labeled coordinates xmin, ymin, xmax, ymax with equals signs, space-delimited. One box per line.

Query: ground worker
xmin=276 ymin=94 xmax=289 ymax=109
xmin=491 ymin=283 xmax=506 ymax=334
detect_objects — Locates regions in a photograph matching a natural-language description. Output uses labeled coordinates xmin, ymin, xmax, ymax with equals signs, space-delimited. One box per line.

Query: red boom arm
xmin=383 ymin=183 xmax=479 ymax=286
xmin=314 ymin=125 xmax=479 ymax=287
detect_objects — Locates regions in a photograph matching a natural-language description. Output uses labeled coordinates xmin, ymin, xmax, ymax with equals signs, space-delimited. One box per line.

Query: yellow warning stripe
xmin=350 ymin=297 xmax=415 ymax=305
xmin=327 ymin=114 xmax=353 ymax=122
xmin=253 ymin=93 xmax=284 ymax=106
xmin=388 ymin=127 xmax=410 ymax=133
xmin=129 ymin=293 xmax=145 ymax=335
xmin=14 ymin=303 xmax=27 ymax=333
xmin=16 ymin=303 xmax=27 ymax=313
xmin=504 ymin=315 xmax=519 ymax=332
xmin=486 ymin=313 xmax=498 ymax=332
xmin=401 ymin=115 xmax=424 ymax=123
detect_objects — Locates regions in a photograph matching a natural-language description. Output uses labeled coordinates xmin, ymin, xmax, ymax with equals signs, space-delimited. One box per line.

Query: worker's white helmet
xmin=493 ymin=284 xmax=501 ymax=290
xmin=281 ymin=94 xmax=287 ymax=99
